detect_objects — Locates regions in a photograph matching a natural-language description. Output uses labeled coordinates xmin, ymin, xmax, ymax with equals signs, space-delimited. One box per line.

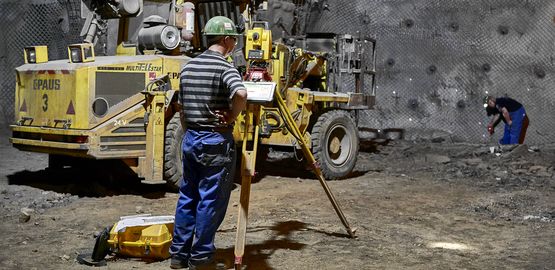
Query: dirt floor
xmin=0 ymin=127 xmax=554 ymax=270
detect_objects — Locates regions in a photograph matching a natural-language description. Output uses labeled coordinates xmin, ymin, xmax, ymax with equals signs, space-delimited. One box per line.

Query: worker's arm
xmin=489 ymin=112 xmax=503 ymax=128
xmin=500 ymin=107 xmax=512 ymax=126
xmin=489 ymin=114 xmax=500 ymax=127
xmin=227 ymin=89 xmax=247 ymax=123
xmin=213 ymin=89 xmax=247 ymax=125
xmin=216 ymin=67 xmax=248 ymax=125
xmin=488 ymin=113 xmax=502 ymax=135
xmin=173 ymin=101 xmax=182 ymax=112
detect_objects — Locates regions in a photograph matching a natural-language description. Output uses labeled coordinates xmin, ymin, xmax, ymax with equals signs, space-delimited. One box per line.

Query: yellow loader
xmin=10 ymin=0 xmax=376 ymax=189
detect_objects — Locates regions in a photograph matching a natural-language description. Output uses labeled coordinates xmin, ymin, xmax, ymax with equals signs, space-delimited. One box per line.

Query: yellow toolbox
xmin=107 ymin=215 xmax=175 ymax=259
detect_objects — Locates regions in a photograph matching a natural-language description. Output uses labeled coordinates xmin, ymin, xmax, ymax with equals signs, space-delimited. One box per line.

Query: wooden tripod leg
xmin=275 ymin=91 xmax=356 ymax=238
xmin=234 ymin=170 xmax=252 ymax=269
xmin=234 ymin=105 xmax=261 ymax=270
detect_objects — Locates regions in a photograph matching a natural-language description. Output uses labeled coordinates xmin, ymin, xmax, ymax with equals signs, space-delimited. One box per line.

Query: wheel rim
xmin=327 ymin=123 xmax=352 ymax=166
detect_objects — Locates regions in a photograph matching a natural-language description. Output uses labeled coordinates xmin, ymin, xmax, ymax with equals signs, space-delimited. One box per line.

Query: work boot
xmin=170 ymin=256 xmax=189 ymax=269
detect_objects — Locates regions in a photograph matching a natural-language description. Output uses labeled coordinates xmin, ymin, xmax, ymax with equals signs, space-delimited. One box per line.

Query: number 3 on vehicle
xmin=42 ymin=93 xmax=48 ymax=112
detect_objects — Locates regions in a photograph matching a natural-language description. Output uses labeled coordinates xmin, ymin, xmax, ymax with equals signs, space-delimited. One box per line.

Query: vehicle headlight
xmin=27 ymin=49 xmax=36 ymax=63
xmin=68 ymin=43 xmax=95 ymax=63
xmin=24 ymin=46 xmax=48 ymax=64
xmin=70 ymin=47 xmax=82 ymax=63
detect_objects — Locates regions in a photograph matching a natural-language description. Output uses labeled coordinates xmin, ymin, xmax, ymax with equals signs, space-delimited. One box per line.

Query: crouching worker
xmin=170 ymin=16 xmax=247 ymax=270
xmin=484 ymin=96 xmax=529 ymax=144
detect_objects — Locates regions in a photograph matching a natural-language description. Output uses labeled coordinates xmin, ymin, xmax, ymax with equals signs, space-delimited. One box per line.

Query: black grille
xmin=95 ymin=72 xmax=145 ymax=109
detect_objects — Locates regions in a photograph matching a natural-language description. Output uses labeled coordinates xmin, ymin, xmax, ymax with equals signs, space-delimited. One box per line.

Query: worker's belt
xmin=187 ymin=126 xmax=233 ymax=133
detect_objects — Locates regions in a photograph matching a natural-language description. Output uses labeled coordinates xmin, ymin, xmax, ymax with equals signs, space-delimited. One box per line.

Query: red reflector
xmin=19 ymin=100 xmax=27 ymax=112
xmin=73 ymin=136 xmax=88 ymax=144
xmin=67 ymin=101 xmax=75 ymax=115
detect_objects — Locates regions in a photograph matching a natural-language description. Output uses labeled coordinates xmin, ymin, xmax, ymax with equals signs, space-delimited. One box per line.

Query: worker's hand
xmin=487 ymin=124 xmax=494 ymax=135
xmin=507 ymin=120 xmax=513 ymax=126
xmin=214 ymin=110 xmax=234 ymax=125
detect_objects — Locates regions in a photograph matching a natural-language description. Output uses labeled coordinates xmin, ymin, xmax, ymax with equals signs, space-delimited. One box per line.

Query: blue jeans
xmin=500 ymin=106 xmax=527 ymax=145
xmin=170 ymin=129 xmax=236 ymax=263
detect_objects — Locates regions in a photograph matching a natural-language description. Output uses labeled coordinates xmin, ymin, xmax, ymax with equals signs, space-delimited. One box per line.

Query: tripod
xmin=233 ymin=85 xmax=356 ymax=270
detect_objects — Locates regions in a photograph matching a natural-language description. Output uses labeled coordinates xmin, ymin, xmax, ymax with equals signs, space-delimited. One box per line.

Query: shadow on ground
xmin=215 ymin=220 xmax=309 ymax=270
xmin=7 ymin=160 xmax=169 ymax=198
xmin=7 ymin=140 xmax=390 ymax=197
xmin=215 ymin=220 xmax=352 ymax=270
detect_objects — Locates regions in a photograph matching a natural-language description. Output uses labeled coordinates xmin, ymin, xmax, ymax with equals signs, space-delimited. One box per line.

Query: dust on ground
xmin=0 ymin=127 xmax=554 ymax=270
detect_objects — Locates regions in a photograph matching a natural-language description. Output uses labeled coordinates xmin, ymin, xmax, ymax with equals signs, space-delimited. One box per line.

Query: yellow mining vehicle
xmin=10 ymin=0 xmax=376 ymax=188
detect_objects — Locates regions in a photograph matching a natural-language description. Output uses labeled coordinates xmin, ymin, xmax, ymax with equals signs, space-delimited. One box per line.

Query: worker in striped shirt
xmin=170 ymin=16 xmax=247 ymax=270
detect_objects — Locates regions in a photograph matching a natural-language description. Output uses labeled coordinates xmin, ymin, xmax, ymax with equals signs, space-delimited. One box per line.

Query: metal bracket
xmin=53 ymin=119 xmax=72 ymax=129
xmin=17 ymin=116 xmax=34 ymax=126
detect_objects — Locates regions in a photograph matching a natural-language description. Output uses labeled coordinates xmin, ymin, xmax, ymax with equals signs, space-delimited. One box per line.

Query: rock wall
xmin=1 ymin=0 xmax=554 ymax=144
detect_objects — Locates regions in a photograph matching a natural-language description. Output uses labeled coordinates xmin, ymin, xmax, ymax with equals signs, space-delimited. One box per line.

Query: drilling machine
xmin=233 ymin=22 xmax=364 ymax=268
xmin=10 ymin=0 xmax=376 ymax=189
xmin=234 ymin=22 xmax=376 ymax=180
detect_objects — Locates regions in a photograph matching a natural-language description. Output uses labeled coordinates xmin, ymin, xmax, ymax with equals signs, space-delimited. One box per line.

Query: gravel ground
xmin=0 ymin=127 xmax=553 ymax=269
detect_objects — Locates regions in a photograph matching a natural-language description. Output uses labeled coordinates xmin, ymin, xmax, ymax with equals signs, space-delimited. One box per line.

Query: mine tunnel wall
xmin=1 ymin=0 xmax=554 ymax=144
xmin=295 ymin=0 xmax=554 ymax=144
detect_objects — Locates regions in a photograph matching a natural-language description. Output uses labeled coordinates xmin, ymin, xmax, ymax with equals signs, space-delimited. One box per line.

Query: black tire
xmin=164 ymin=114 xmax=184 ymax=190
xmin=311 ymin=110 xmax=359 ymax=179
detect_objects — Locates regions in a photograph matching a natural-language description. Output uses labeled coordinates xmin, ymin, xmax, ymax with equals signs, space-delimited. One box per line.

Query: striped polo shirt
xmin=178 ymin=50 xmax=245 ymax=129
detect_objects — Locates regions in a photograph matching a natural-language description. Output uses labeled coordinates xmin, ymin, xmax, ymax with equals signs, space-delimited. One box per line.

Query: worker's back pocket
xmin=197 ymin=137 xmax=232 ymax=167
